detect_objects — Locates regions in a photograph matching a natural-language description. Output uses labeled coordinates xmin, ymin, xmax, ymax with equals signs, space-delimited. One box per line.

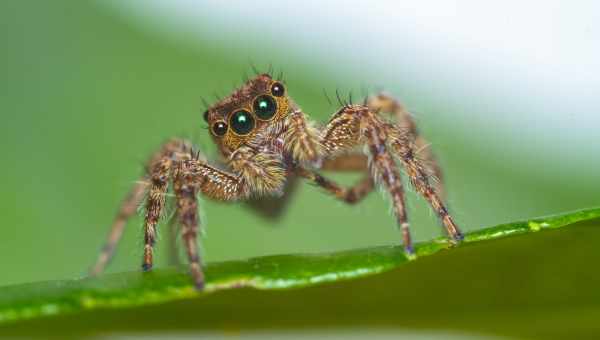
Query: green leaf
xmin=1 ymin=207 xmax=599 ymax=339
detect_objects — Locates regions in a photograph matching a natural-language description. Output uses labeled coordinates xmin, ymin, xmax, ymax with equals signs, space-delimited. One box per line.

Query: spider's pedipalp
xmin=283 ymin=109 xmax=322 ymax=166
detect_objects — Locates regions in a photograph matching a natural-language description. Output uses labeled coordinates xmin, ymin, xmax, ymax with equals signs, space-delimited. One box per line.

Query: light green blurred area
xmin=1 ymin=0 xmax=598 ymax=290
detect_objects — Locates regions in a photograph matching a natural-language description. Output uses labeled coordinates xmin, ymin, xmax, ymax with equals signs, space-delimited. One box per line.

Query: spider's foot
xmin=190 ymin=264 xmax=206 ymax=291
xmin=450 ymin=231 xmax=465 ymax=244
xmin=193 ymin=279 xmax=205 ymax=291
xmin=403 ymin=244 xmax=417 ymax=260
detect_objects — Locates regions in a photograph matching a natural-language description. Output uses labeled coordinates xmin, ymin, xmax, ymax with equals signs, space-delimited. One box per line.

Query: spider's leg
xmin=320 ymin=153 xmax=368 ymax=172
xmin=362 ymin=113 xmax=413 ymax=254
xmin=388 ymin=125 xmax=464 ymax=242
xmin=173 ymin=160 xmax=204 ymax=289
xmin=368 ymin=93 xmax=446 ymax=200
xmin=249 ymin=105 xmax=368 ymax=220
xmin=142 ymin=157 xmax=173 ymax=271
xmin=296 ymin=167 xmax=373 ymax=204
xmin=90 ymin=139 xmax=192 ymax=276
xmin=320 ymin=106 xmax=414 ymax=254
xmin=169 ymin=150 xmax=285 ymax=290
xmin=90 ymin=180 xmax=147 ymax=276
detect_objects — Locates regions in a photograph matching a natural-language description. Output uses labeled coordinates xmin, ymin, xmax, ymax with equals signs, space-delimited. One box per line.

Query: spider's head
xmin=203 ymin=73 xmax=289 ymax=155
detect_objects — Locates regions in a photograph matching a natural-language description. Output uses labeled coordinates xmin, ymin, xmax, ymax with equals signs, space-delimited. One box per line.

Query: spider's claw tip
xmin=141 ymin=263 xmax=152 ymax=272
xmin=193 ymin=280 xmax=205 ymax=291
xmin=403 ymin=244 xmax=416 ymax=259
xmin=451 ymin=232 xmax=465 ymax=244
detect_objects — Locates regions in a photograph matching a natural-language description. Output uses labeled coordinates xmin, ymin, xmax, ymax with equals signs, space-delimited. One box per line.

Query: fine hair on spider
xmin=90 ymin=72 xmax=464 ymax=290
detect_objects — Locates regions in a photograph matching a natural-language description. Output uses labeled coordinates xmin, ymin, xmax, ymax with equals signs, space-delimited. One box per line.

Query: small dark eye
xmin=271 ymin=82 xmax=285 ymax=97
xmin=212 ymin=121 xmax=228 ymax=136
xmin=230 ymin=110 xmax=255 ymax=135
xmin=203 ymin=110 xmax=209 ymax=122
xmin=253 ymin=95 xmax=277 ymax=120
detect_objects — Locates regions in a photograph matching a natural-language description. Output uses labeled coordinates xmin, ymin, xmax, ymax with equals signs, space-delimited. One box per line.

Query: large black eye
xmin=271 ymin=82 xmax=285 ymax=97
xmin=253 ymin=95 xmax=277 ymax=120
xmin=212 ymin=121 xmax=227 ymax=136
xmin=230 ymin=110 xmax=255 ymax=135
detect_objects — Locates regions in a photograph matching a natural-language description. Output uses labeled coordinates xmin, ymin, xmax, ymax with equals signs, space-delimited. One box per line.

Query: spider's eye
xmin=253 ymin=95 xmax=277 ymax=120
xmin=212 ymin=121 xmax=228 ymax=136
xmin=203 ymin=110 xmax=209 ymax=122
xmin=270 ymin=82 xmax=285 ymax=97
xmin=230 ymin=110 xmax=255 ymax=135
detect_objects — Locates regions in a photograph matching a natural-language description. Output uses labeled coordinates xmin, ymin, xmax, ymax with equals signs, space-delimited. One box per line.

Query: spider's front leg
xmin=367 ymin=93 xmax=447 ymax=200
xmin=91 ymin=139 xmax=193 ymax=276
xmin=283 ymin=107 xmax=375 ymax=204
xmin=168 ymin=146 xmax=285 ymax=289
xmin=320 ymin=105 xmax=463 ymax=254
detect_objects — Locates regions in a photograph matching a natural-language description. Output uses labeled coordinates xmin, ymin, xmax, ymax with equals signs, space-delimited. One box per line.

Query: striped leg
xmin=296 ymin=167 xmax=374 ymax=204
xmin=174 ymin=160 xmax=204 ymax=289
xmin=91 ymin=139 xmax=192 ymax=276
xmin=363 ymin=115 xmax=414 ymax=254
xmin=368 ymin=93 xmax=446 ymax=200
xmin=142 ymin=158 xmax=173 ymax=271
xmin=320 ymin=105 xmax=414 ymax=254
xmin=389 ymin=130 xmax=463 ymax=242
xmin=90 ymin=180 xmax=147 ymax=276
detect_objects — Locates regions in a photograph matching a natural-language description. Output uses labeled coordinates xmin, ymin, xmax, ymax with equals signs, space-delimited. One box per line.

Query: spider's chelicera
xmin=90 ymin=73 xmax=464 ymax=290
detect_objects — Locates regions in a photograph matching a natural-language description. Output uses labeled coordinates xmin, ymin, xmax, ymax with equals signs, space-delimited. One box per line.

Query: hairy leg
xmin=91 ymin=139 xmax=192 ymax=276
xmin=368 ymin=93 xmax=446 ymax=199
xmin=321 ymin=153 xmax=368 ymax=172
xmin=320 ymin=105 xmax=414 ymax=253
xmin=296 ymin=167 xmax=373 ymax=204
xmin=173 ymin=159 xmax=204 ymax=289
xmin=247 ymin=153 xmax=369 ymax=219
xmin=362 ymin=113 xmax=414 ymax=253
xmin=142 ymin=157 xmax=172 ymax=271
xmin=388 ymin=127 xmax=463 ymax=241
xmin=90 ymin=180 xmax=147 ymax=276
xmin=168 ymin=152 xmax=285 ymax=289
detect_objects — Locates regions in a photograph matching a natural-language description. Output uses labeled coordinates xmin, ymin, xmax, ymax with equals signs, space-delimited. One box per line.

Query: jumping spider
xmin=90 ymin=73 xmax=463 ymax=290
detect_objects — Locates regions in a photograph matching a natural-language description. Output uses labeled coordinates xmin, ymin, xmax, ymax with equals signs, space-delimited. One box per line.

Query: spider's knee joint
xmin=344 ymin=192 xmax=359 ymax=204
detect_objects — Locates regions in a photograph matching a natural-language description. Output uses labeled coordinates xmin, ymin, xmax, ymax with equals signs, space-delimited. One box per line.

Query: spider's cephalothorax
xmin=90 ymin=73 xmax=464 ymax=290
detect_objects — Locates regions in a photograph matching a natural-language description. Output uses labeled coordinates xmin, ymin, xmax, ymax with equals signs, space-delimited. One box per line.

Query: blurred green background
xmin=1 ymin=0 xmax=598 ymax=293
